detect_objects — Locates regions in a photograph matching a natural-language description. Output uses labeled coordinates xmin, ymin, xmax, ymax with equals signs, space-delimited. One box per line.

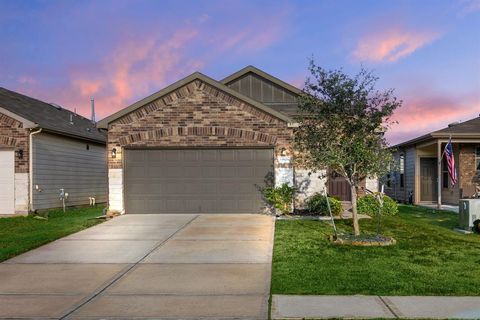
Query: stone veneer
xmin=106 ymin=79 xmax=294 ymax=213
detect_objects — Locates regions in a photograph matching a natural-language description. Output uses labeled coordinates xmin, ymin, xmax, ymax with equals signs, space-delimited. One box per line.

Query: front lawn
xmin=272 ymin=205 xmax=480 ymax=296
xmin=0 ymin=206 xmax=104 ymax=262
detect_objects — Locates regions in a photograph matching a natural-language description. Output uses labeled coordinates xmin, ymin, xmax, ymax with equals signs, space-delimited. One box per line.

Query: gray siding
xmin=384 ymin=147 xmax=415 ymax=203
xmin=226 ymin=73 xmax=299 ymax=116
xmin=32 ymin=132 xmax=107 ymax=210
xmin=405 ymin=147 xmax=416 ymax=202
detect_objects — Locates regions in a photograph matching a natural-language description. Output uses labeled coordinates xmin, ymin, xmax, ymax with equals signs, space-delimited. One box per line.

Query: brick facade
xmin=0 ymin=112 xmax=29 ymax=173
xmin=459 ymin=144 xmax=479 ymax=191
xmin=107 ymin=79 xmax=294 ymax=169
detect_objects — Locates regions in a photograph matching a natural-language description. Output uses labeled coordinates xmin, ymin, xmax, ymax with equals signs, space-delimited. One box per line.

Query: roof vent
xmin=50 ymin=103 xmax=63 ymax=110
xmin=448 ymin=121 xmax=460 ymax=127
xmin=69 ymin=114 xmax=74 ymax=125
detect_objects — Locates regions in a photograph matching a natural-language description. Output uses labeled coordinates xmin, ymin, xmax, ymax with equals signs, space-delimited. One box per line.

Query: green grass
xmin=271 ymin=205 xmax=480 ymax=296
xmin=0 ymin=206 xmax=105 ymax=262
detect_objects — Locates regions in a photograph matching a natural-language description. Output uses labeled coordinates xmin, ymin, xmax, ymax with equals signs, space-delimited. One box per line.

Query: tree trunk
xmin=350 ymin=184 xmax=360 ymax=235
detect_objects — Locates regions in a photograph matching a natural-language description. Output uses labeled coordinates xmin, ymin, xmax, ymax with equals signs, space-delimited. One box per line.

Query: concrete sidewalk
xmin=272 ymin=295 xmax=480 ymax=319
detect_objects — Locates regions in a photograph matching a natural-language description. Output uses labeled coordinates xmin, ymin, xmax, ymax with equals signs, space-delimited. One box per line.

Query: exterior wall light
xmin=280 ymin=148 xmax=287 ymax=156
xmin=111 ymin=148 xmax=117 ymax=158
xmin=16 ymin=149 xmax=24 ymax=159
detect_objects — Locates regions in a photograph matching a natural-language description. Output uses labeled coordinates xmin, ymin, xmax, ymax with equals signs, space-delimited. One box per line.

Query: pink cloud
xmin=458 ymin=0 xmax=480 ymax=15
xmin=385 ymin=92 xmax=480 ymax=145
xmin=8 ymin=6 xmax=292 ymax=120
xmin=352 ymin=27 xmax=440 ymax=63
xmin=37 ymin=28 xmax=202 ymax=119
xmin=209 ymin=7 xmax=289 ymax=53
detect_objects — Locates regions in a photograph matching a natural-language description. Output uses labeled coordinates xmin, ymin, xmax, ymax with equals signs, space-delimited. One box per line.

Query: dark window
xmin=442 ymin=157 xmax=449 ymax=188
xmin=387 ymin=173 xmax=391 ymax=188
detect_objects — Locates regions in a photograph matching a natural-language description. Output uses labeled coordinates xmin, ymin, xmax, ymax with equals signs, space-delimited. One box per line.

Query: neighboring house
xmin=385 ymin=116 xmax=480 ymax=206
xmin=98 ymin=66 xmax=377 ymax=214
xmin=0 ymin=88 xmax=108 ymax=215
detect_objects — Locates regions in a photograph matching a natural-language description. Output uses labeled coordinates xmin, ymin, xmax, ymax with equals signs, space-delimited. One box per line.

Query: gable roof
xmin=221 ymin=65 xmax=303 ymax=96
xmin=394 ymin=116 xmax=480 ymax=148
xmin=0 ymin=87 xmax=106 ymax=143
xmin=97 ymin=72 xmax=294 ymax=129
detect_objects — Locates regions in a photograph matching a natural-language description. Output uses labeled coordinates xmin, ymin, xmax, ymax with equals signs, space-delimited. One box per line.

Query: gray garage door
xmin=124 ymin=149 xmax=273 ymax=214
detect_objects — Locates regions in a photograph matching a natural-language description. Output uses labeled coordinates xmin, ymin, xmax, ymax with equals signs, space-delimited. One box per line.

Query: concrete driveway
xmin=0 ymin=214 xmax=274 ymax=319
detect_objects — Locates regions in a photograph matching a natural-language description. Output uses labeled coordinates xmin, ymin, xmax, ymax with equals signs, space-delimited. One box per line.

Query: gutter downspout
xmin=29 ymin=128 xmax=42 ymax=212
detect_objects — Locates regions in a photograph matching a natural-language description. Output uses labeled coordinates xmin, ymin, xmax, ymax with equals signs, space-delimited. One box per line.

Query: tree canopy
xmin=295 ymin=60 xmax=401 ymax=235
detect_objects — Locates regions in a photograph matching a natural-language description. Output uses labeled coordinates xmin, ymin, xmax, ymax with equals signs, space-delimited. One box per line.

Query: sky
xmin=0 ymin=0 xmax=479 ymax=145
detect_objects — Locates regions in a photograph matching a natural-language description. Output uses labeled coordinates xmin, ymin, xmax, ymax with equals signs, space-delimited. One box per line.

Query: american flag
xmin=444 ymin=140 xmax=457 ymax=187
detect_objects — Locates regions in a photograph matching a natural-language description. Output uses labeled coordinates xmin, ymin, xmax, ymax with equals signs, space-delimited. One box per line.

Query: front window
xmin=442 ymin=157 xmax=449 ymax=189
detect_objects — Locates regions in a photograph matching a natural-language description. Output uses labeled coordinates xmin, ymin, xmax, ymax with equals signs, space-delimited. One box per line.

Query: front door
xmin=327 ymin=170 xmax=351 ymax=201
xmin=420 ymin=157 xmax=437 ymax=202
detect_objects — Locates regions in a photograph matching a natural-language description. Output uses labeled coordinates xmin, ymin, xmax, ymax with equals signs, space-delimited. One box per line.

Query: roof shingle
xmin=0 ymin=87 xmax=106 ymax=143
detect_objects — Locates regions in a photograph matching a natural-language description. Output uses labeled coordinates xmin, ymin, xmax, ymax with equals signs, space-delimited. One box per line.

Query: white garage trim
xmin=0 ymin=149 xmax=15 ymax=215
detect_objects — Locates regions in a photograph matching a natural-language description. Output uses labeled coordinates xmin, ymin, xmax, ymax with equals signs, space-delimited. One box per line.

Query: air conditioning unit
xmin=458 ymin=199 xmax=480 ymax=230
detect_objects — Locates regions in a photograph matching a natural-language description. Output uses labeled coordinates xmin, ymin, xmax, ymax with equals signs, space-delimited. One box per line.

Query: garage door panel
xmin=201 ymin=167 xmax=218 ymax=178
xmin=125 ymin=149 xmax=273 ymax=214
xmin=147 ymin=200 xmax=166 ymax=212
xmin=185 ymin=182 xmax=217 ymax=194
xmin=256 ymin=150 xmax=272 ymax=160
xmin=219 ymin=149 xmax=235 ymax=161
xmin=237 ymin=167 xmax=254 ymax=177
xmin=238 ymin=200 xmax=256 ymax=211
xmin=182 ymin=150 xmax=199 ymax=161
xmin=237 ymin=150 xmax=254 ymax=161
xmin=220 ymin=167 xmax=236 ymax=177
xmin=200 ymin=150 xmax=217 ymax=161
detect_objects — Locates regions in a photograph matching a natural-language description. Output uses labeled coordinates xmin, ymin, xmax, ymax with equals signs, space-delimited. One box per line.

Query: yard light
xmin=111 ymin=148 xmax=117 ymax=158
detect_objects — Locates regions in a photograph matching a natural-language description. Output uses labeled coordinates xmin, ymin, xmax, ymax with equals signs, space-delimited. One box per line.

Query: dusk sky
xmin=1 ymin=0 xmax=479 ymax=145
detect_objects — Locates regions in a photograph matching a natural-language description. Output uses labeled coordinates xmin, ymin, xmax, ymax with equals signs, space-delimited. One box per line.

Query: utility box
xmin=458 ymin=199 xmax=480 ymax=230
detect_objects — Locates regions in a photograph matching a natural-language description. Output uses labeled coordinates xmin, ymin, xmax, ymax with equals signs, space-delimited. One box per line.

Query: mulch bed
xmin=330 ymin=234 xmax=396 ymax=246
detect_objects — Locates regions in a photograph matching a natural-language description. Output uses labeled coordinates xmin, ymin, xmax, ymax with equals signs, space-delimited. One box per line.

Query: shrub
xmin=262 ymin=183 xmax=296 ymax=215
xmin=306 ymin=193 xmax=343 ymax=216
xmin=357 ymin=193 xmax=398 ymax=217
xmin=473 ymin=220 xmax=480 ymax=233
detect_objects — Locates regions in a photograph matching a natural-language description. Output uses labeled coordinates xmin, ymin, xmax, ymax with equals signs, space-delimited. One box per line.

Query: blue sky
xmin=0 ymin=0 xmax=479 ymax=144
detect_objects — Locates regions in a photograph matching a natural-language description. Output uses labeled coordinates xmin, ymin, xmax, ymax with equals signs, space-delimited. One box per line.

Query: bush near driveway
xmin=271 ymin=205 xmax=480 ymax=296
xmin=305 ymin=193 xmax=343 ymax=216
xmin=0 ymin=206 xmax=104 ymax=262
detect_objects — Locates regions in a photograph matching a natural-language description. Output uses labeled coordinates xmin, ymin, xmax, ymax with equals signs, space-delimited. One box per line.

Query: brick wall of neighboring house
xmin=106 ymin=79 xmax=294 ymax=212
xmin=459 ymin=144 xmax=479 ymax=193
xmin=0 ymin=112 xmax=29 ymax=173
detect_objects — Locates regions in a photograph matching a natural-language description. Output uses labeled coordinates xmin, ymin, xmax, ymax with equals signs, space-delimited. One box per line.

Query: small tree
xmin=295 ymin=60 xmax=401 ymax=235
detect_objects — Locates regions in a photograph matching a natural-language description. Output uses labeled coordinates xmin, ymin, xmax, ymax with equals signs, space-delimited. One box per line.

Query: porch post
xmin=437 ymin=140 xmax=442 ymax=209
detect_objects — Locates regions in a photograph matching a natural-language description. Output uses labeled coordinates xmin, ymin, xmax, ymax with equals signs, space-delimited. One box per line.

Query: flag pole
xmin=438 ymin=135 xmax=451 ymax=166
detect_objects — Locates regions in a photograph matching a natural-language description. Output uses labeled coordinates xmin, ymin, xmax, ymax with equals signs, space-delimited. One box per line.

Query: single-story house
xmin=0 ymin=87 xmax=108 ymax=215
xmin=385 ymin=116 xmax=480 ymax=206
xmin=98 ymin=66 xmax=377 ymax=214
